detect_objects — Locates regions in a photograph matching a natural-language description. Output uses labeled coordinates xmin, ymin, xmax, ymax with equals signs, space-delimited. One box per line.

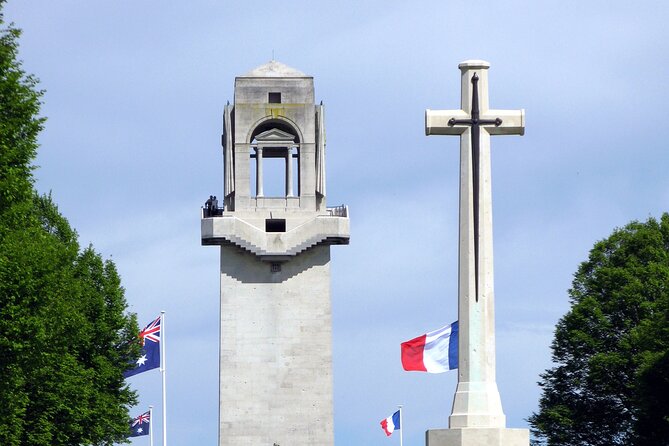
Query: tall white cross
xmin=425 ymin=60 xmax=524 ymax=429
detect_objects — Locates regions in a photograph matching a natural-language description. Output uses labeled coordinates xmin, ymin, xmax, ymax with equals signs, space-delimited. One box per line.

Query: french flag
xmin=380 ymin=410 xmax=400 ymax=436
xmin=401 ymin=321 xmax=458 ymax=373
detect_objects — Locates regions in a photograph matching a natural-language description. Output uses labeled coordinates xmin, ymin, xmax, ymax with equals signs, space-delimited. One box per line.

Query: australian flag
xmin=129 ymin=410 xmax=151 ymax=437
xmin=123 ymin=316 xmax=161 ymax=378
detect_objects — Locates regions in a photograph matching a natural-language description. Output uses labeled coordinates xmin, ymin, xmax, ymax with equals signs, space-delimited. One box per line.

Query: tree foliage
xmin=0 ymin=1 xmax=42 ymax=223
xmin=0 ymin=3 xmax=140 ymax=445
xmin=529 ymin=214 xmax=669 ymax=446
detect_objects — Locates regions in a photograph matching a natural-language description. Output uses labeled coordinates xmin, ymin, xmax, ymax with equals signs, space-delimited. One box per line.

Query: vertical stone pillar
xmin=256 ymin=146 xmax=264 ymax=197
xmin=286 ymin=147 xmax=294 ymax=197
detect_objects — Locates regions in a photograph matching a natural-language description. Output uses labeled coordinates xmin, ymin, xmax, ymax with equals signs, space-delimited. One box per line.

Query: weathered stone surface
xmin=219 ymin=244 xmax=334 ymax=446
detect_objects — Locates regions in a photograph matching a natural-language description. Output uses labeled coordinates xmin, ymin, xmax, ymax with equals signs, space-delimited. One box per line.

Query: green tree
xmin=529 ymin=214 xmax=669 ymax=446
xmin=0 ymin=3 xmax=141 ymax=445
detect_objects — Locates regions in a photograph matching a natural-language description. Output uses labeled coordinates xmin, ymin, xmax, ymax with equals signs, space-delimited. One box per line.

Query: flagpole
xmin=398 ymin=405 xmax=403 ymax=446
xmin=149 ymin=405 xmax=154 ymax=446
xmin=161 ymin=311 xmax=167 ymax=446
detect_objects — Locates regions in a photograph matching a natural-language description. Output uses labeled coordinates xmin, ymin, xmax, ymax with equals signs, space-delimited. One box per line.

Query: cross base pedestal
xmin=426 ymin=428 xmax=529 ymax=446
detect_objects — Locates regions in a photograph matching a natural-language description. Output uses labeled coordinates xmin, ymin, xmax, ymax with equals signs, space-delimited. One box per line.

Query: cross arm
xmin=484 ymin=109 xmax=525 ymax=136
xmin=425 ymin=109 xmax=469 ymax=135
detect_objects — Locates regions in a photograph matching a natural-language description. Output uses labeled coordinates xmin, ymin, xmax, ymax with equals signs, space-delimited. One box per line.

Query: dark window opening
xmin=271 ymin=263 xmax=281 ymax=273
xmin=266 ymin=219 xmax=286 ymax=232
xmin=268 ymin=92 xmax=281 ymax=104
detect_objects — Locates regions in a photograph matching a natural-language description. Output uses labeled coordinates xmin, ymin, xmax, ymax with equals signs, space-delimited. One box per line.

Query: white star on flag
xmin=136 ymin=355 xmax=147 ymax=366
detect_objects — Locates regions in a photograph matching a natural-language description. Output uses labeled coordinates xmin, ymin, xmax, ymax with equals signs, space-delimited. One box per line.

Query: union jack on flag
xmin=140 ymin=316 xmax=161 ymax=345
xmin=129 ymin=410 xmax=151 ymax=437
xmin=123 ymin=316 xmax=161 ymax=378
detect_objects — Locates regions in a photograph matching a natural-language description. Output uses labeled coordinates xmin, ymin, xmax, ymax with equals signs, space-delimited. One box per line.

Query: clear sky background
xmin=4 ymin=1 xmax=669 ymax=445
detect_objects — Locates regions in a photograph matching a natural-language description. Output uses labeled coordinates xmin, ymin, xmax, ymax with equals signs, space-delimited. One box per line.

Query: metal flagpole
xmin=398 ymin=405 xmax=403 ymax=446
xmin=149 ymin=405 xmax=154 ymax=446
xmin=161 ymin=311 xmax=167 ymax=446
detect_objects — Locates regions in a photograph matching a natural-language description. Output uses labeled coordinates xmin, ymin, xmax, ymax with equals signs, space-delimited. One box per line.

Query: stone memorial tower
xmin=201 ymin=61 xmax=349 ymax=446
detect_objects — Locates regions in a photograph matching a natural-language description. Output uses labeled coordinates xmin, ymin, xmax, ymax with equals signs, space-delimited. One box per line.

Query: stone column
xmin=286 ymin=147 xmax=294 ymax=197
xmin=256 ymin=146 xmax=264 ymax=197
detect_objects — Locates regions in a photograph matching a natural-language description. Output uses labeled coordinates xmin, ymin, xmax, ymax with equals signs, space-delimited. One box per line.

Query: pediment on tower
xmin=253 ymin=128 xmax=296 ymax=145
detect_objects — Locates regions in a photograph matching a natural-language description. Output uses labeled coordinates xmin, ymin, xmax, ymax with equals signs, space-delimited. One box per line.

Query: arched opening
xmin=249 ymin=123 xmax=300 ymax=198
xmin=250 ymin=120 xmax=300 ymax=144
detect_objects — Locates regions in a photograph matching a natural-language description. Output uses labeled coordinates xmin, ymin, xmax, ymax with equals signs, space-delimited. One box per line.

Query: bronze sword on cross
xmin=448 ymin=73 xmax=502 ymax=302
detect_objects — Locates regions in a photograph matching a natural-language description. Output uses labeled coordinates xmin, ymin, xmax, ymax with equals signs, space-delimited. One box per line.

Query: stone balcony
xmin=201 ymin=205 xmax=349 ymax=260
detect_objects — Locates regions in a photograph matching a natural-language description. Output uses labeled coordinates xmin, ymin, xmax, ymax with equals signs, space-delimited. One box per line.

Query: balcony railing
xmin=202 ymin=203 xmax=348 ymax=219
xmin=326 ymin=204 xmax=348 ymax=218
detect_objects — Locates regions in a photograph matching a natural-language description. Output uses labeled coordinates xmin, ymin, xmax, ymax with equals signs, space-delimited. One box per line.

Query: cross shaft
xmin=424 ymin=60 xmax=524 ymax=430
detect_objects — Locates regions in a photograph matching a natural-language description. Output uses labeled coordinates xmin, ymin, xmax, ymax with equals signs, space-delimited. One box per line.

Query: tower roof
xmin=240 ymin=60 xmax=310 ymax=78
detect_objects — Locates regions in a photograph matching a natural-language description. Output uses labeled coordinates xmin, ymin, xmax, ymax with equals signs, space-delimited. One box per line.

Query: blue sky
xmin=4 ymin=1 xmax=669 ymax=445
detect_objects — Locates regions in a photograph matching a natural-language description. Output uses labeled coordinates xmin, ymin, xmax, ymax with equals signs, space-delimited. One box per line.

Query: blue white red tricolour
xmin=400 ymin=321 xmax=458 ymax=373
xmin=380 ymin=410 xmax=401 ymax=436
